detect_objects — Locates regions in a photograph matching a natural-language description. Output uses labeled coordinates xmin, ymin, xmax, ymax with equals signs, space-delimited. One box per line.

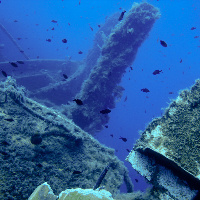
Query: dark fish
xmin=152 ymin=70 xmax=162 ymax=75
xmin=124 ymin=96 xmax=127 ymax=102
xmin=90 ymin=26 xmax=93 ymax=31
xmin=63 ymin=74 xmax=68 ymax=79
xmin=194 ymin=36 xmax=199 ymax=38
xmin=98 ymin=25 xmax=101 ymax=28
xmin=4 ymin=118 xmax=14 ymax=122
xmin=93 ymin=164 xmax=110 ymax=190
xmin=73 ymin=170 xmax=82 ymax=174
xmin=130 ymin=66 xmax=133 ymax=70
xmin=46 ymin=39 xmax=51 ymax=42
xmin=100 ymin=109 xmax=111 ymax=114
xmin=14 ymin=20 xmax=18 ymax=22
xmin=160 ymin=40 xmax=167 ymax=47
xmin=62 ymin=39 xmax=67 ymax=43
xmin=51 ymin=20 xmax=57 ymax=23
xmin=1 ymin=141 xmax=9 ymax=146
xmin=78 ymin=51 xmax=83 ymax=54
xmin=73 ymin=99 xmax=83 ymax=105
xmin=169 ymin=92 xmax=174 ymax=94
xmin=17 ymin=37 xmax=22 ymax=40
xmin=119 ymin=136 xmax=127 ymax=142
xmin=105 ymin=125 xmax=108 ymax=128
xmin=135 ymin=178 xmax=139 ymax=183
xmin=110 ymin=134 xmax=113 ymax=137
xmin=118 ymin=10 xmax=126 ymax=21
xmin=51 ymin=27 xmax=55 ymax=30
xmin=126 ymin=149 xmax=130 ymax=153
xmin=191 ymin=27 xmax=196 ymax=30
xmin=141 ymin=88 xmax=150 ymax=93
xmin=180 ymin=59 xmax=182 ymax=63
xmin=17 ymin=61 xmax=24 ymax=64
xmin=36 ymin=163 xmax=43 ymax=168
xmin=0 ymin=151 xmax=9 ymax=156
xmin=31 ymin=134 xmax=42 ymax=145
xmin=1 ymin=70 xmax=7 ymax=77
xmin=10 ymin=62 xmax=18 ymax=67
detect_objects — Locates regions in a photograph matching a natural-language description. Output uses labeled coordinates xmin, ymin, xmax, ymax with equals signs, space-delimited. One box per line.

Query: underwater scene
xmin=0 ymin=0 xmax=200 ymax=199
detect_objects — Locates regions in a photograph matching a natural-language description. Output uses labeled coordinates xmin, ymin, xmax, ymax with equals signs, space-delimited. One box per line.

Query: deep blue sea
xmin=0 ymin=0 xmax=200 ymax=193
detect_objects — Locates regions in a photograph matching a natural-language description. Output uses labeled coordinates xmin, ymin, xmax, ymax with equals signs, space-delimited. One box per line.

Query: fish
xmin=169 ymin=92 xmax=174 ymax=94
xmin=17 ymin=38 xmax=22 ymax=40
xmin=152 ymin=70 xmax=162 ymax=75
xmin=130 ymin=66 xmax=133 ymax=70
xmin=194 ymin=36 xmax=199 ymax=38
xmin=9 ymin=62 xmax=18 ymax=67
xmin=119 ymin=136 xmax=127 ymax=142
xmin=46 ymin=39 xmax=51 ymax=42
xmin=73 ymin=99 xmax=83 ymax=105
xmin=135 ymin=179 xmax=139 ymax=183
xmin=141 ymin=88 xmax=150 ymax=93
xmin=78 ymin=51 xmax=83 ymax=54
xmin=62 ymin=39 xmax=67 ymax=43
xmin=4 ymin=118 xmax=14 ymax=122
xmin=105 ymin=125 xmax=108 ymax=128
xmin=1 ymin=70 xmax=7 ymax=77
xmin=1 ymin=141 xmax=9 ymax=146
xmin=126 ymin=149 xmax=130 ymax=152
xmin=51 ymin=20 xmax=57 ymax=23
xmin=110 ymin=134 xmax=113 ymax=137
xmin=124 ymin=96 xmax=127 ymax=102
xmin=191 ymin=27 xmax=196 ymax=30
xmin=118 ymin=10 xmax=126 ymax=21
xmin=73 ymin=170 xmax=82 ymax=174
xmin=100 ymin=109 xmax=111 ymax=114
xmin=98 ymin=25 xmax=101 ymax=28
xmin=14 ymin=20 xmax=18 ymax=22
xmin=180 ymin=59 xmax=182 ymax=63
xmin=63 ymin=74 xmax=68 ymax=79
xmin=51 ymin=27 xmax=55 ymax=30
xmin=160 ymin=40 xmax=167 ymax=47
xmin=36 ymin=163 xmax=43 ymax=168
xmin=90 ymin=26 xmax=93 ymax=31
xmin=17 ymin=61 xmax=24 ymax=64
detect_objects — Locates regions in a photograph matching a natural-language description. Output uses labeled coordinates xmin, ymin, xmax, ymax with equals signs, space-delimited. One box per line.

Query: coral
xmin=28 ymin=182 xmax=57 ymax=200
xmin=58 ymin=188 xmax=114 ymax=200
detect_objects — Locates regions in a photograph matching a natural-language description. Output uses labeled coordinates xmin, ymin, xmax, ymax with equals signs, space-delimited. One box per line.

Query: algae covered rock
xmin=126 ymin=80 xmax=200 ymax=199
xmin=0 ymin=77 xmax=132 ymax=199
xmin=66 ymin=2 xmax=160 ymax=134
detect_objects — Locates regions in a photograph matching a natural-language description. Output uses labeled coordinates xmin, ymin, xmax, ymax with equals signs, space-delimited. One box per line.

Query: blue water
xmin=0 ymin=0 xmax=200 ymax=193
